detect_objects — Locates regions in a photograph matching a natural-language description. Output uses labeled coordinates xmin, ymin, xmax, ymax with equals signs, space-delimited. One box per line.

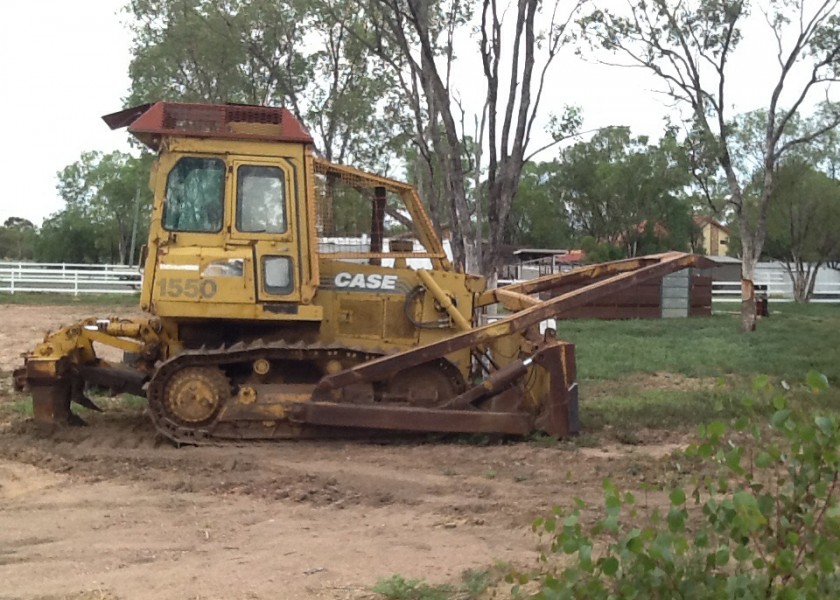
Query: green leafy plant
xmin=372 ymin=575 xmax=454 ymax=600
xmin=524 ymin=372 xmax=840 ymax=599
xmin=372 ymin=569 xmax=496 ymax=600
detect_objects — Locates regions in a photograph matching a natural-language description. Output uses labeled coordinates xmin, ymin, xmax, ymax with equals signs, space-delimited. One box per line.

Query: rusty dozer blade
xmin=288 ymin=339 xmax=578 ymax=438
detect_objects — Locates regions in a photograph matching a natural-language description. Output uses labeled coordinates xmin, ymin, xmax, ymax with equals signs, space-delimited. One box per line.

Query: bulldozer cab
xmin=108 ymin=103 xmax=322 ymax=321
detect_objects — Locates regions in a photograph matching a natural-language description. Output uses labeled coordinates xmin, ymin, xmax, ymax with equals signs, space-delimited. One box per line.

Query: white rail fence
xmin=712 ymin=281 xmax=840 ymax=303
xmin=2 ymin=261 xmax=839 ymax=303
xmin=0 ymin=262 xmax=142 ymax=295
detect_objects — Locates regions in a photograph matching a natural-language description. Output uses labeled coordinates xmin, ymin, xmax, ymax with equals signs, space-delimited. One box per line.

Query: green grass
xmin=0 ymin=292 xmax=140 ymax=306
xmin=0 ymin=392 xmax=145 ymax=420
xmin=555 ymin=303 xmax=840 ymax=435
xmin=579 ymin=384 xmax=840 ymax=432
xmin=0 ymin=398 xmax=33 ymax=417
xmin=558 ymin=303 xmax=840 ymax=383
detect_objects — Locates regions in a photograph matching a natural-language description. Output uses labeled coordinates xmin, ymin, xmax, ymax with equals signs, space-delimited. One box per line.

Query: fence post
xmin=74 ymin=271 xmax=79 ymax=296
xmin=10 ymin=267 xmax=14 ymax=295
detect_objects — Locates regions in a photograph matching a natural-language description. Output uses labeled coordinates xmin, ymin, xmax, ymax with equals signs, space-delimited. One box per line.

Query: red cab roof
xmin=102 ymin=102 xmax=314 ymax=149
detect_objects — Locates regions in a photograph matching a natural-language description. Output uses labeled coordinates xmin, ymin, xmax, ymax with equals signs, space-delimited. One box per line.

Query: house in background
xmin=693 ymin=215 xmax=730 ymax=256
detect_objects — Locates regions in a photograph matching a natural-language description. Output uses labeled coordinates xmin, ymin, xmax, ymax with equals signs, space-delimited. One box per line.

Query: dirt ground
xmin=0 ymin=305 xmax=681 ymax=600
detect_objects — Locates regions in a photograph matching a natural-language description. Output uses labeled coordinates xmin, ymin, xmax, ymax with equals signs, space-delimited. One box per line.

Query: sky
xmin=0 ymin=1 xmax=133 ymax=226
xmin=0 ymin=0 xmax=834 ymax=227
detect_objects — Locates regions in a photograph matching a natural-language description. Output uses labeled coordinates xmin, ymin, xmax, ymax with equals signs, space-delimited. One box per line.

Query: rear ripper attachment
xmin=12 ymin=101 xmax=711 ymax=444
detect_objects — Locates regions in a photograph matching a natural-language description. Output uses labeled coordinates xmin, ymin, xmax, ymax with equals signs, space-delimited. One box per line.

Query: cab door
xmin=146 ymin=153 xmax=261 ymax=313
xmin=229 ymin=159 xmax=302 ymax=303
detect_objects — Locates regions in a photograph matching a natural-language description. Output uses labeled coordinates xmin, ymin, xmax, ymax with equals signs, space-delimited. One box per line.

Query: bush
xmin=524 ymin=372 xmax=840 ymax=599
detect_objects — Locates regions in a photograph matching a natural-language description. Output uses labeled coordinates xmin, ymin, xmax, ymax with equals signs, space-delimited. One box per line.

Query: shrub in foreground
xmin=525 ymin=372 xmax=840 ymax=599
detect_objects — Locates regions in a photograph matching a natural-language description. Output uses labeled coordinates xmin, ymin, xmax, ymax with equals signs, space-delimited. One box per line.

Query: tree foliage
xmin=506 ymin=127 xmax=700 ymax=259
xmin=555 ymin=127 xmax=695 ymax=257
xmin=0 ymin=217 xmax=36 ymax=261
xmin=507 ymin=161 xmax=574 ymax=249
xmin=127 ymin=0 xmax=404 ymax=168
xmin=37 ymin=151 xmax=153 ymax=264
xmin=764 ymin=159 xmax=840 ymax=302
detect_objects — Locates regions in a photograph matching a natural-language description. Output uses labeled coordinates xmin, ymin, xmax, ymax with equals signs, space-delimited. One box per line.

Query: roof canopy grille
xmin=103 ymin=102 xmax=313 ymax=149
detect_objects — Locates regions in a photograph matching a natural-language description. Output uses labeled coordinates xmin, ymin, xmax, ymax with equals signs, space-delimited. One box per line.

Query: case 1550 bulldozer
xmin=13 ymin=102 xmax=704 ymax=444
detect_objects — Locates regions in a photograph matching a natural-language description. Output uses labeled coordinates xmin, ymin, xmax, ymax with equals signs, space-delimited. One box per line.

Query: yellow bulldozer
xmin=13 ymin=102 xmax=704 ymax=443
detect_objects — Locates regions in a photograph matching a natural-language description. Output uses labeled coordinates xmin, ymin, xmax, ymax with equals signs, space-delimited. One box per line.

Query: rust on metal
xmin=480 ymin=252 xmax=718 ymax=307
xmin=30 ymin=381 xmax=73 ymax=425
xmin=369 ymin=186 xmax=387 ymax=265
xmin=444 ymin=358 xmax=530 ymax=409
xmin=102 ymin=102 xmax=314 ymax=149
xmin=289 ymin=402 xmax=532 ymax=435
xmin=532 ymin=342 xmax=578 ymax=436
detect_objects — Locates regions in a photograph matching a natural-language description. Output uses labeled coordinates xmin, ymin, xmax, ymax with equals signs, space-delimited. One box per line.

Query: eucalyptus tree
xmin=508 ymin=161 xmax=574 ymax=249
xmin=49 ymin=151 xmax=153 ymax=264
xmin=347 ymin=0 xmax=585 ymax=274
xmin=35 ymin=152 xmax=151 ymax=264
xmin=0 ymin=218 xmax=36 ymax=261
xmin=126 ymin=0 xmax=403 ymax=169
xmin=582 ymin=0 xmax=840 ymax=331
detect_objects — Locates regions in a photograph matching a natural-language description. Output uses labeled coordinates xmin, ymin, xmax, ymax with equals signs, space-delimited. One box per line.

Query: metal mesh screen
xmin=313 ymin=159 xmax=441 ymax=267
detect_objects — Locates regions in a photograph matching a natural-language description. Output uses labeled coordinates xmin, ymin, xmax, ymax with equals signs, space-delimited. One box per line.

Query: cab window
xmin=162 ymin=157 xmax=225 ymax=232
xmin=236 ymin=165 xmax=287 ymax=233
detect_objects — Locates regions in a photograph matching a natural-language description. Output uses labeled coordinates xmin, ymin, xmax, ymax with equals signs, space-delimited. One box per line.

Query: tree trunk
xmin=792 ymin=258 xmax=810 ymax=303
xmin=483 ymin=163 xmax=521 ymax=277
xmin=464 ymin=238 xmax=480 ymax=275
xmin=806 ymin=262 xmax=822 ymax=300
xmin=785 ymin=257 xmax=823 ymax=303
xmin=739 ymin=221 xmax=758 ymax=332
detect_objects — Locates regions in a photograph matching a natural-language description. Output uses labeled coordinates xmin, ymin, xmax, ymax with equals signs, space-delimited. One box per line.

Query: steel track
xmin=146 ymin=340 xmax=465 ymax=444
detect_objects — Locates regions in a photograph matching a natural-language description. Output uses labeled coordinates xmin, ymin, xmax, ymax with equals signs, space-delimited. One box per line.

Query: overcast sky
xmin=0 ymin=1 xmax=833 ymax=227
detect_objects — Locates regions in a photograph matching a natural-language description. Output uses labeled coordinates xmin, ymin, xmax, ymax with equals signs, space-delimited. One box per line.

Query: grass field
xmin=561 ymin=303 xmax=839 ymax=381
xmin=558 ymin=303 xmax=840 ymax=436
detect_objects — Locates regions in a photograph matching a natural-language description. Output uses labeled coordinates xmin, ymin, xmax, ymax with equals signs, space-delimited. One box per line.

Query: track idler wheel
xmin=162 ymin=366 xmax=230 ymax=426
xmin=380 ymin=361 xmax=464 ymax=407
